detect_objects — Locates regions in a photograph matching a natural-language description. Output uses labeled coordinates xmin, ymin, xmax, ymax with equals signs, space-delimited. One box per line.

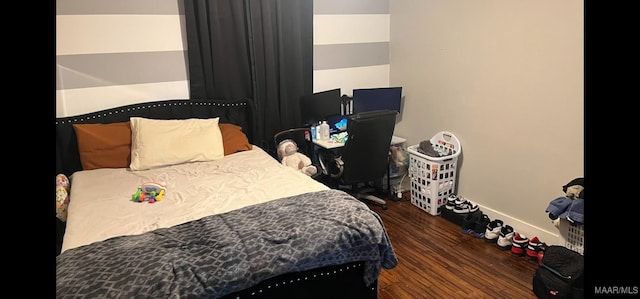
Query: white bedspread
xmin=61 ymin=146 xmax=329 ymax=253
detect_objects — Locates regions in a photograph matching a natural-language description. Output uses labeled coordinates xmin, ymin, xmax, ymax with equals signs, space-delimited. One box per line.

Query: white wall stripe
xmin=313 ymin=65 xmax=390 ymax=96
xmin=56 ymin=15 xmax=186 ymax=55
xmin=56 ymin=81 xmax=189 ymax=117
xmin=313 ymin=15 xmax=390 ymax=45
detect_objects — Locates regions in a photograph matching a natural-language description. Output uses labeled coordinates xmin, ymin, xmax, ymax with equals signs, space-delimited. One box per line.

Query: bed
xmin=55 ymin=99 xmax=398 ymax=298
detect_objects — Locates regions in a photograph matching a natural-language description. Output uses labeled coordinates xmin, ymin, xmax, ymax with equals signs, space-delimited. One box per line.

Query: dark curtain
xmin=184 ymin=0 xmax=313 ymax=154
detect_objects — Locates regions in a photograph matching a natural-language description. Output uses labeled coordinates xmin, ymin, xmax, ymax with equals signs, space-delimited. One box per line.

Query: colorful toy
xmin=132 ymin=182 xmax=167 ymax=204
xmin=56 ymin=174 xmax=71 ymax=221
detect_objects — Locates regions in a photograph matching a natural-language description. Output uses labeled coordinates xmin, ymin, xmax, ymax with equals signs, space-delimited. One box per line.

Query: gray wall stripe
xmin=56 ymin=51 xmax=188 ymax=90
xmin=314 ymin=0 xmax=388 ymax=15
xmin=314 ymin=42 xmax=389 ymax=70
xmin=56 ymin=0 xmax=182 ymax=15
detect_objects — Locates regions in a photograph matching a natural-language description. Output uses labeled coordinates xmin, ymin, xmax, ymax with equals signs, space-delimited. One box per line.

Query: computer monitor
xmin=326 ymin=114 xmax=349 ymax=135
xmin=352 ymin=87 xmax=402 ymax=114
xmin=300 ymin=88 xmax=342 ymax=126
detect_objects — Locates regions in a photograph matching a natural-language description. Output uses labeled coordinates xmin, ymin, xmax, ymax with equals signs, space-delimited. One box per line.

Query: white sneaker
xmin=445 ymin=194 xmax=458 ymax=210
xmin=453 ymin=200 xmax=478 ymax=214
xmin=497 ymin=225 xmax=514 ymax=250
xmin=484 ymin=219 xmax=504 ymax=242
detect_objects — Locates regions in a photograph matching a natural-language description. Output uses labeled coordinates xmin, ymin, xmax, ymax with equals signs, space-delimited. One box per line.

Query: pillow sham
xmin=219 ymin=123 xmax=253 ymax=155
xmin=129 ymin=117 xmax=224 ymax=171
xmin=73 ymin=121 xmax=132 ymax=170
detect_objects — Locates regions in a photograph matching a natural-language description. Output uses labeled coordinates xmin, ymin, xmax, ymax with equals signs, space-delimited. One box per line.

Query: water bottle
xmin=319 ymin=121 xmax=330 ymax=141
xmin=310 ymin=125 xmax=317 ymax=141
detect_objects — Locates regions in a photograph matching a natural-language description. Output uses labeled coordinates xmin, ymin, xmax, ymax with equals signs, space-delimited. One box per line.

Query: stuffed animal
xmin=277 ymin=139 xmax=317 ymax=176
xmin=548 ymin=177 xmax=584 ymax=228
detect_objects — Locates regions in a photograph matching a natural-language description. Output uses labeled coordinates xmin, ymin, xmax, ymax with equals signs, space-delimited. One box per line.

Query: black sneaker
xmin=461 ymin=210 xmax=482 ymax=234
xmin=472 ymin=214 xmax=490 ymax=238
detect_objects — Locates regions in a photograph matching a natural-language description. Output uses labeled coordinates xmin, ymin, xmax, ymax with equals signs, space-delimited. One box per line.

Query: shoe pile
xmin=448 ymin=193 xmax=550 ymax=263
xmin=446 ymin=193 xmax=548 ymax=262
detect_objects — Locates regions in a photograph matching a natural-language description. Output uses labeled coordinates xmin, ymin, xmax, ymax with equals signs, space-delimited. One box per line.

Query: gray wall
xmin=56 ymin=0 xmax=584 ymax=245
xmin=390 ymin=0 xmax=584 ymax=244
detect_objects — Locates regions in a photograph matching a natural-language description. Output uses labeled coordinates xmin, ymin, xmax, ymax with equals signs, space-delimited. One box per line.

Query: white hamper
xmin=408 ymin=131 xmax=461 ymax=216
xmin=559 ymin=218 xmax=584 ymax=255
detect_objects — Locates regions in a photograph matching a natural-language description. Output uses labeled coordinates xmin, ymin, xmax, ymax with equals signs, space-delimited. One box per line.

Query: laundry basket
xmin=408 ymin=131 xmax=461 ymax=216
xmin=559 ymin=219 xmax=584 ymax=255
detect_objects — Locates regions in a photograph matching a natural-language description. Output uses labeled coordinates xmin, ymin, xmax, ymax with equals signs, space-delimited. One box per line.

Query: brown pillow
xmin=219 ymin=123 xmax=252 ymax=155
xmin=73 ymin=122 xmax=132 ymax=170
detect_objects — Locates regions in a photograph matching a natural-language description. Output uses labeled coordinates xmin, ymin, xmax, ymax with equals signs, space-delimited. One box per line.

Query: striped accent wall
xmin=56 ymin=0 xmax=391 ymax=117
xmin=313 ymin=0 xmax=391 ymax=95
xmin=56 ymin=0 xmax=189 ymax=117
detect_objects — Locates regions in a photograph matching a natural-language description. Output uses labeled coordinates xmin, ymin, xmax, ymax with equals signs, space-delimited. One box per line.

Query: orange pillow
xmin=219 ymin=123 xmax=252 ymax=155
xmin=73 ymin=122 xmax=132 ymax=170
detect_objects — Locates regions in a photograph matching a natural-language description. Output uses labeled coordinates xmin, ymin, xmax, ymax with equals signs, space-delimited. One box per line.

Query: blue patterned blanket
xmin=56 ymin=189 xmax=398 ymax=298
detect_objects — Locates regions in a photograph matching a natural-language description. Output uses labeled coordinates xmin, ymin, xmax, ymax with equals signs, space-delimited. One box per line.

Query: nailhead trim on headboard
xmin=56 ymin=101 xmax=247 ymax=125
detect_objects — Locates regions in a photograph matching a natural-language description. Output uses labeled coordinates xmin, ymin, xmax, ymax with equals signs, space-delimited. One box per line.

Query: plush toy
xmin=547 ymin=177 xmax=584 ymax=228
xmin=562 ymin=177 xmax=584 ymax=199
xmin=55 ymin=174 xmax=71 ymax=222
xmin=132 ymin=181 xmax=167 ymax=204
xmin=277 ymin=139 xmax=317 ymax=176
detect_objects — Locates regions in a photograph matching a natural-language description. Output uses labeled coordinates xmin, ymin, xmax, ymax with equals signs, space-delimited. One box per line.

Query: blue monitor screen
xmin=352 ymin=87 xmax=402 ymax=114
xmin=326 ymin=114 xmax=349 ymax=135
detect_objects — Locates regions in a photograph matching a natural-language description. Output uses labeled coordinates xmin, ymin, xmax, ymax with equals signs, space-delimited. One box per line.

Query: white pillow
xmin=129 ymin=117 xmax=224 ymax=170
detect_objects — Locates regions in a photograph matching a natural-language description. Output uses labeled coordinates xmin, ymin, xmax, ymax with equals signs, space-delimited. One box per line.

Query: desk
xmin=312 ymin=139 xmax=344 ymax=149
xmin=314 ymin=136 xmax=405 ymax=149
xmin=314 ymin=136 xmax=405 ymax=150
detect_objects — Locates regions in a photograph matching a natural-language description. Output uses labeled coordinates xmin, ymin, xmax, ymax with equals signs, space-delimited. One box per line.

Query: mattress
xmin=61 ymin=146 xmax=329 ymax=253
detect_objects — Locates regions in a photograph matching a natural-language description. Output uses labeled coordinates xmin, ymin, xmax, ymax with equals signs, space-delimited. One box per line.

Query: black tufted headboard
xmin=55 ymin=98 xmax=255 ymax=177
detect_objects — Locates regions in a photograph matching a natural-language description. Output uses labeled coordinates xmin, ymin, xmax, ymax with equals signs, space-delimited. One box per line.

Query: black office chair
xmin=273 ymin=127 xmax=322 ymax=180
xmin=321 ymin=110 xmax=397 ymax=210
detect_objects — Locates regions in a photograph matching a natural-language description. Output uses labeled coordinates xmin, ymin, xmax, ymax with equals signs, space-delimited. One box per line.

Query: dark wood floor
xmin=366 ymin=194 xmax=539 ymax=299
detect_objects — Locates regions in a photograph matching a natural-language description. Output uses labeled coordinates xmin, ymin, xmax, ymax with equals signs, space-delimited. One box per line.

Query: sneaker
xmin=453 ymin=201 xmax=479 ymax=214
xmin=526 ymin=237 xmax=548 ymax=260
xmin=461 ymin=211 xmax=482 ymax=234
xmin=445 ymin=194 xmax=458 ymax=210
xmin=484 ymin=219 xmax=503 ymax=242
xmin=454 ymin=195 xmax=469 ymax=206
xmin=497 ymin=225 xmax=514 ymax=250
xmin=472 ymin=214 xmax=490 ymax=238
xmin=511 ymin=233 xmax=529 ymax=256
